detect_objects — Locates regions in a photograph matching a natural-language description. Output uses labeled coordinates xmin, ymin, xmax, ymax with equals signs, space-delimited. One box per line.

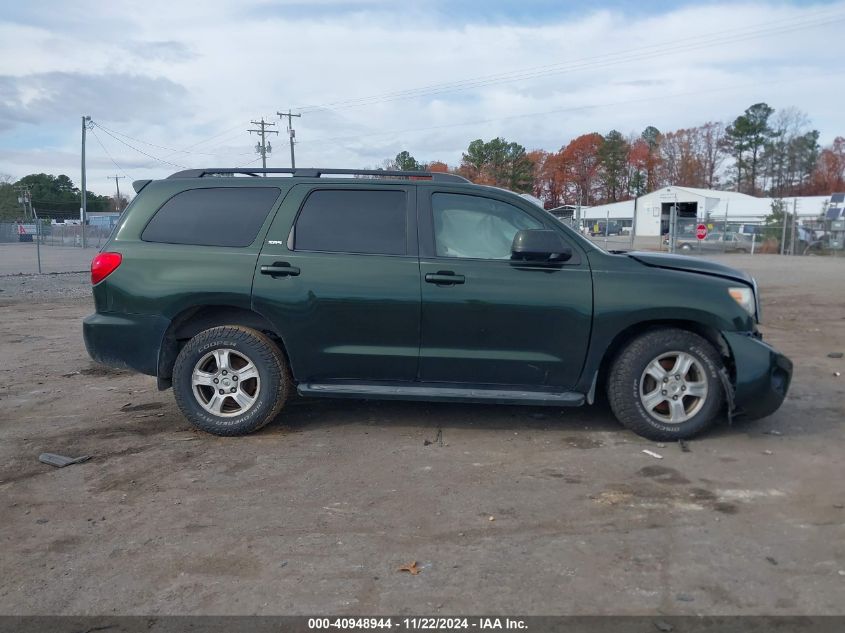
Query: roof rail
xmin=166 ymin=167 xmax=469 ymax=183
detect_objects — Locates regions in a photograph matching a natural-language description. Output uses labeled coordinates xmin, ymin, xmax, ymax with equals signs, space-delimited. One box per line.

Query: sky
xmin=1 ymin=0 xmax=844 ymax=196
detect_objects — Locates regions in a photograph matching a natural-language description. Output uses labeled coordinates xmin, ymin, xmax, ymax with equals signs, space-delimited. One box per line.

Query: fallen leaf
xmin=398 ymin=561 xmax=421 ymax=575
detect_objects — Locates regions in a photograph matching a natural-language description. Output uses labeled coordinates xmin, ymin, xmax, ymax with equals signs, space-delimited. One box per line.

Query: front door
xmin=252 ymin=184 xmax=420 ymax=382
xmin=417 ymin=189 xmax=593 ymax=388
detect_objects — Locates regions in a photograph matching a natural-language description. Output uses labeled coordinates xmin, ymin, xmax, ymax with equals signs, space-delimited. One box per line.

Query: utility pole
xmin=780 ymin=199 xmax=789 ymax=255
xmin=81 ymin=115 xmax=92 ymax=248
xmin=277 ymin=110 xmax=301 ymax=168
xmin=248 ymin=118 xmax=278 ymax=174
xmin=15 ymin=186 xmax=41 ymax=273
xmin=108 ymin=175 xmax=126 ymax=212
xmin=790 ymin=198 xmax=798 ymax=256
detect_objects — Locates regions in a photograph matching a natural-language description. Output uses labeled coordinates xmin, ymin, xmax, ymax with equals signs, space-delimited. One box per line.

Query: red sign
xmin=696 ymin=224 xmax=708 ymax=240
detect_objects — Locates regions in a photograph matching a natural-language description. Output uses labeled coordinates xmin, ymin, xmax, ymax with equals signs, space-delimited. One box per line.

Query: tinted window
xmin=432 ymin=192 xmax=542 ymax=259
xmin=142 ymin=187 xmax=280 ymax=247
xmin=295 ymin=190 xmax=407 ymax=255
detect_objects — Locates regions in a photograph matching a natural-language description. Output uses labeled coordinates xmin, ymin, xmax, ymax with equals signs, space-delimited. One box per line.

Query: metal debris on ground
xmin=827 ymin=352 xmax=843 ymax=358
xmin=762 ymin=450 xmax=774 ymax=455
xmin=678 ymin=439 xmax=690 ymax=453
xmin=764 ymin=430 xmax=783 ymax=436
xmin=834 ymin=372 xmax=841 ymax=377
xmin=641 ymin=449 xmax=663 ymax=459
xmin=38 ymin=453 xmax=92 ymax=468
xmin=397 ymin=561 xmax=421 ymax=575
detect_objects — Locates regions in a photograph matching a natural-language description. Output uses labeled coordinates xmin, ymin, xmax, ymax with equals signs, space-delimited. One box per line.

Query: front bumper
xmin=83 ymin=312 xmax=170 ymax=377
xmin=722 ymin=331 xmax=792 ymax=419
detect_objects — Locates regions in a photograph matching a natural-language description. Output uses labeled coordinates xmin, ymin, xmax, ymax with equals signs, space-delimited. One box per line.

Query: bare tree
xmin=699 ymin=122 xmax=726 ymax=189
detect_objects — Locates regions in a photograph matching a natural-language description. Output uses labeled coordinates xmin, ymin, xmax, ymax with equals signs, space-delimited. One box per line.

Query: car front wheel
xmin=607 ymin=328 xmax=724 ymax=440
xmin=172 ymin=326 xmax=290 ymax=436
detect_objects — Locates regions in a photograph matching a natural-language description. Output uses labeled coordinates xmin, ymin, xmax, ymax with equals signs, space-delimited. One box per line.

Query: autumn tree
xmin=809 ymin=137 xmax=845 ymax=194
xmin=659 ymin=128 xmax=703 ymax=187
xmin=528 ymin=149 xmax=571 ymax=208
xmin=627 ymin=137 xmax=650 ymax=197
xmin=560 ymin=133 xmax=603 ymax=205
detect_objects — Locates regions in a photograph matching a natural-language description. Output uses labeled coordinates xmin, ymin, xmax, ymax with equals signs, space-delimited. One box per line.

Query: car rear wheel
xmin=607 ymin=328 xmax=724 ymax=440
xmin=172 ymin=326 xmax=290 ymax=436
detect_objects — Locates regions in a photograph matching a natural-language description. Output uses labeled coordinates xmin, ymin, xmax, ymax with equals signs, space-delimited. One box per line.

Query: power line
xmin=295 ymin=9 xmax=845 ymax=113
xmin=91 ymin=122 xmax=188 ymax=169
xmin=92 ymin=122 xmax=226 ymax=157
xmin=88 ymin=127 xmax=133 ymax=180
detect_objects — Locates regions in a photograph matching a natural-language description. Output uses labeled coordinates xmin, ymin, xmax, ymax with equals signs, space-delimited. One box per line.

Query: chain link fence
xmin=0 ymin=222 xmax=106 ymax=275
xmin=563 ymin=215 xmax=845 ymax=257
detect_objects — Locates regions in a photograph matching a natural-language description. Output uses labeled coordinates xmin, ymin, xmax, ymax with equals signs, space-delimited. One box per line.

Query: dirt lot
xmin=0 ymin=253 xmax=843 ymax=615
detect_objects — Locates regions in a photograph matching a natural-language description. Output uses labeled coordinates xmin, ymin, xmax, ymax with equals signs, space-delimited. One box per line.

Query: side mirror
xmin=511 ymin=229 xmax=572 ymax=262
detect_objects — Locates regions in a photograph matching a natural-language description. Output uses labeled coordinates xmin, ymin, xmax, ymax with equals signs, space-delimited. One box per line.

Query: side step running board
xmin=297 ymin=382 xmax=585 ymax=407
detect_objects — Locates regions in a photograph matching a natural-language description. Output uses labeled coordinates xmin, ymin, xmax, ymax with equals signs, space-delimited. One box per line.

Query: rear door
xmin=252 ymin=184 xmax=421 ymax=382
xmin=417 ymin=188 xmax=593 ymax=388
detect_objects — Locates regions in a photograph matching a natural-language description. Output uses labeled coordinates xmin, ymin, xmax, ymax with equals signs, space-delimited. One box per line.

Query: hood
xmin=626 ymin=251 xmax=753 ymax=285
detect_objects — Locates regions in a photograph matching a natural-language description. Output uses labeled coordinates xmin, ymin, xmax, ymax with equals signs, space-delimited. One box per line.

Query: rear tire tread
xmin=172 ymin=325 xmax=290 ymax=436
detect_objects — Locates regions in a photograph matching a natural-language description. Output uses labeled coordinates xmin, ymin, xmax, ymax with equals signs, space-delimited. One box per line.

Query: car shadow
xmin=269 ymin=396 xmax=626 ymax=436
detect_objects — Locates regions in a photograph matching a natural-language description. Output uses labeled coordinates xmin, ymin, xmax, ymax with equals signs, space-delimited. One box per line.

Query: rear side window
xmin=142 ymin=187 xmax=280 ymax=247
xmin=294 ymin=189 xmax=407 ymax=255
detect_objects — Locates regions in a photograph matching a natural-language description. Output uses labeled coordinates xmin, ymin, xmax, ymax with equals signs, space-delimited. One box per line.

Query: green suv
xmin=83 ymin=168 xmax=791 ymax=440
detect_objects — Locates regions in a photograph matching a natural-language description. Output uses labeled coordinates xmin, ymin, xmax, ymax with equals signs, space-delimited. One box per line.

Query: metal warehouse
xmin=585 ymin=186 xmax=831 ymax=237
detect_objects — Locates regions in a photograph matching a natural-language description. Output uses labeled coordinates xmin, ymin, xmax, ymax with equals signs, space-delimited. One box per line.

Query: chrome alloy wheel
xmin=639 ymin=351 xmax=708 ymax=424
xmin=191 ymin=348 xmax=261 ymax=417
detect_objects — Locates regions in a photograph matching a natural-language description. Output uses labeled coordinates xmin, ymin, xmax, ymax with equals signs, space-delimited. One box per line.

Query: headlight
xmin=728 ymin=286 xmax=755 ymax=318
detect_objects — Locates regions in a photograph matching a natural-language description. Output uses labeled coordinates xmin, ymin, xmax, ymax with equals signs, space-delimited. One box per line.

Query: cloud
xmin=0 ymin=72 xmax=188 ymax=132
xmin=0 ymin=0 xmax=843 ymax=193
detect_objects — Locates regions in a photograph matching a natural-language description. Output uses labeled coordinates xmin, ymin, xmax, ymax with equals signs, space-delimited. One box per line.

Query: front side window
xmin=432 ymin=192 xmax=543 ymax=259
xmin=142 ymin=187 xmax=280 ymax=247
xmin=295 ymin=189 xmax=407 ymax=255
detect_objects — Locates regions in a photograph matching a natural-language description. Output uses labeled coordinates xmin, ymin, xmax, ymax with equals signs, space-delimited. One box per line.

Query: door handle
xmin=260 ymin=262 xmax=300 ymax=277
xmin=425 ymin=271 xmax=465 ymax=285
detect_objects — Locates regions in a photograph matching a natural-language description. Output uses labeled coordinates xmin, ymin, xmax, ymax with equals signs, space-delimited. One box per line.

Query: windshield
xmin=546 ymin=214 xmax=607 ymax=254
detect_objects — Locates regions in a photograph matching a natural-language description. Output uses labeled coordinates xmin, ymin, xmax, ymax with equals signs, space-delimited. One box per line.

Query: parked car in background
xmin=675 ymin=232 xmax=752 ymax=253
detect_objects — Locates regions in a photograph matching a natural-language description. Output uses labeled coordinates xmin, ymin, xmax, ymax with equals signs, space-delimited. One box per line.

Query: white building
xmin=585 ymin=186 xmax=830 ymax=237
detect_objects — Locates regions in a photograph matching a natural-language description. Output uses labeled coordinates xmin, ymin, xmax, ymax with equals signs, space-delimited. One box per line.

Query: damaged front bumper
xmin=722 ymin=331 xmax=793 ymax=420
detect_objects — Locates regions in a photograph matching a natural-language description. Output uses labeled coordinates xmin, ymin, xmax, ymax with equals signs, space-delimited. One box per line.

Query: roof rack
xmin=167 ymin=167 xmax=469 ymax=183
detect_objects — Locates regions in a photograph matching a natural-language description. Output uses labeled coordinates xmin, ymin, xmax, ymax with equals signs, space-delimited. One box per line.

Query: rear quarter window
xmin=142 ymin=187 xmax=280 ymax=247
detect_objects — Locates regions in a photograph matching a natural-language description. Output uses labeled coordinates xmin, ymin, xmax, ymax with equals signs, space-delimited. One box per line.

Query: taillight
xmin=91 ymin=252 xmax=122 ymax=285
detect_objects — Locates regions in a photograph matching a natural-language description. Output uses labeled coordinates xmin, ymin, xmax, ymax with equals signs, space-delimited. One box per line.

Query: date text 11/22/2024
xmin=307 ymin=618 xmax=527 ymax=630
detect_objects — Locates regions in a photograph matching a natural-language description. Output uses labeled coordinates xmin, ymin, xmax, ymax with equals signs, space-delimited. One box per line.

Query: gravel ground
xmin=0 ymin=272 xmax=89 ymax=300
xmin=0 ymin=254 xmax=843 ymax=615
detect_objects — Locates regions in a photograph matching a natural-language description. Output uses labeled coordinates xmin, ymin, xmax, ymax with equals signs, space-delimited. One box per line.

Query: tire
xmin=172 ymin=326 xmax=290 ymax=436
xmin=607 ymin=328 xmax=724 ymax=440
